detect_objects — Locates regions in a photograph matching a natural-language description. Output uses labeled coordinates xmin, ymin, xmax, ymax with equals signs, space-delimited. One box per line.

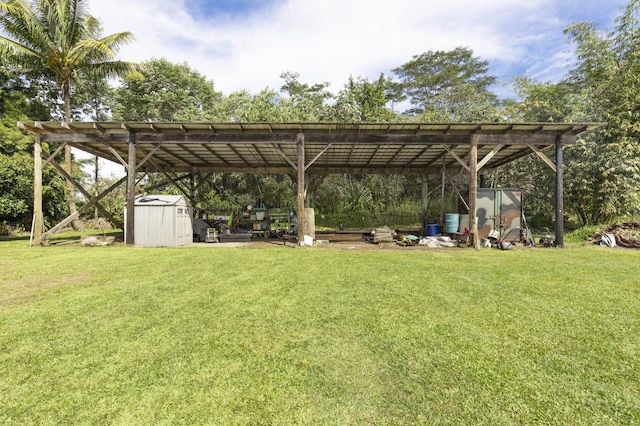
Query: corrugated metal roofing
xmin=19 ymin=121 xmax=605 ymax=175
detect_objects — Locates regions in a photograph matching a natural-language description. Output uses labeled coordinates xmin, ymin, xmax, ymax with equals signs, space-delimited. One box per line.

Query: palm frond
xmin=2 ymin=0 xmax=135 ymax=113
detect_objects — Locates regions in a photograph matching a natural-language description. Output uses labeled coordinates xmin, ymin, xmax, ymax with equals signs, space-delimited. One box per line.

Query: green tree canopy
xmin=0 ymin=0 xmax=135 ymax=230
xmin=0 ymin=63 xmax=67 ymax=229
xmin=334 ymin=74 xmax=399 ymax=122
xmin=561 ymin=0 xmax=640 ymax=224
xmin=114 ymin=58 xmax=224 ymax=121
xmin=391 ymin=47 xmax=497 ymax=119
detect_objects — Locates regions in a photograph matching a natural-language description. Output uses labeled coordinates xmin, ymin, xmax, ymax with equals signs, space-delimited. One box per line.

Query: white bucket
xmin=459 ymin=214 xmax=470 ymax=231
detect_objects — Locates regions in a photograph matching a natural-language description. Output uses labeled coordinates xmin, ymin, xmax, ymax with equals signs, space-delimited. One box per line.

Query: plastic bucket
xmin=444 ymin=213 xmax=459 ymax=233
xmin=427 ymin=223 xmax=440 ymax=236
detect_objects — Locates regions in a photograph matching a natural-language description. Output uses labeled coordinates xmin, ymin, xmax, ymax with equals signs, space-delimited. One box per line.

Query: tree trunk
xmin=64 ymin=82 xmax=84 ymax=231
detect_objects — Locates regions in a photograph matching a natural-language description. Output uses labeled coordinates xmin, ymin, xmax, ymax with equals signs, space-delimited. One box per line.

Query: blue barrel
xmin=444 ymin=213 xmax=460 ymax=233
xmin=427 ymin=223 xmax=440 ymax=236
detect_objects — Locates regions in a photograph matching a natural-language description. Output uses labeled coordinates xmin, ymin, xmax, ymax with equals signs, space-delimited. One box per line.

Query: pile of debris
xmin=596 ymin=222 xmax=640 ymax=249
xmin=372 ymin=226 xmax=396 ymax=243
xmin=371 ymin=226 xmax=458 ymax=248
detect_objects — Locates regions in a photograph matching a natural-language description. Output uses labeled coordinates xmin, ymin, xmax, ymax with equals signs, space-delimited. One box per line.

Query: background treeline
xmin=1 ymin=0 xmax=640 ymax=233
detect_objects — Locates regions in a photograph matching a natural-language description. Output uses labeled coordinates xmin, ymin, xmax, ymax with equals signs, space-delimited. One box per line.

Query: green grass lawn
xmin=1 ymin=236 xmax=639 ymax=425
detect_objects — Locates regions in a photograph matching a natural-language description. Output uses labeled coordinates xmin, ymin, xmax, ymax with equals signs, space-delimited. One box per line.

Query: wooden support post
xmin=555 ymin=134 xmax=565 ymax=248
xmin=189 ymin=171 xmax=196 ymax=212
xmin=469 ymin=134 xmax=480 ymax=250
xmin=32 ymin=134 xmax=43 ymax=246
xmin=125 ymin=132 xmax=136 ymax=245
xmin=296 ymin=133 xmax=306 ymax=245
xmin=440 ymin=155 xmax=446 ymax=226
xmin=421 ymin=179 xmax=428 ymax=236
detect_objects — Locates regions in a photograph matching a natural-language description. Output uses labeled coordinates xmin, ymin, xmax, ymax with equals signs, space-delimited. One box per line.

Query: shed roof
xmin=135 ymin=195 xmax=189 ymax=206
xmin=18 ymin=121 xmax=604 ymax=175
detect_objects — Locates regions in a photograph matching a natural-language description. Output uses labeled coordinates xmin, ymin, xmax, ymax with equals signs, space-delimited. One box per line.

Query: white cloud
xmin=78 ymin=0 xmax=627 ymax=176
xmin=89 ymin=0 xmax=585 ymax=95
xmin=0 ymin=0 xmax=621 ymax=96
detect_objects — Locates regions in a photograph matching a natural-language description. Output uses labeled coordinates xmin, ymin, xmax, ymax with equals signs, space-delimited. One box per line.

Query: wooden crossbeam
xmin=305 ymin=143 xmax=333 ymax=171
xmin=46 ymin=157 xmax=122 ymax=229
xmin=43 ymin=142 xmax=67 ymax=167
xmin=137 ymin=142 xmax=165 ymax=170
xmin=442 ymin=144 xmax=471 ymax=172
xmin=527 ymin=143 xmax=556 ymax=172
xmin=477 ymin=144 xmax=504 ymax=170
xmin=271 ymin=143 xmax=297 ymax=170
xmin=40 ymin=177 xmax=126 ymax=241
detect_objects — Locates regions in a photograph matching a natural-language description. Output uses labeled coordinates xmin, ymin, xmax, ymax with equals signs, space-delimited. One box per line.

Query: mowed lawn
xmin=0 ymin=236 xmax=638 ymax=425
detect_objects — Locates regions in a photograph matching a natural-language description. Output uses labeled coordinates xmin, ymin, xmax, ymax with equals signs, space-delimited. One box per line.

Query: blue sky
xmin=87 ymin=0 xmax=628 ymax=98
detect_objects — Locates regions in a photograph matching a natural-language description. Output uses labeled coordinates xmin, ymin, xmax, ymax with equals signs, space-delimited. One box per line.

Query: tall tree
xmin=279 ymin=71 xmax=333 ymax=121
xmin=334 ymin=74 xmax=398 ymax=122
xmin=495 ymin=78 xmax=583 ymax=224
xmin=114 ymin=58 xmax=223 ymax=121
xmin=222 ymin=88 xmax=297 ymax=122
xmin=561 ymin=0 xmax=640 ymax=224
xmin=0 ymin=0 xmax=134 ymax=230
xmin=391 ymin=47 xmax=497 ymax=120
xmin=0 ymin=62 xmax=68 ymax=230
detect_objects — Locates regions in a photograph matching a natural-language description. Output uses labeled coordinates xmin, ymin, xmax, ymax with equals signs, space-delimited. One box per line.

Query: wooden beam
xmin=384 ymin=145 xmax=405 ymax=167
xmin=477 ymin=144 xmax=504 ymax=170
xmin=527 ymin=143 xmax=557 ymax=172
xmin=297 ymin=133 xmax=306 ymax=245
xmin=225 ymin=144 xmax=251 ymax=167
xmin=157 ymin=145 xmax=194 ymax=167
xmin=41 ymin=177 xmax=126 ymax=241
xmin=136 ymin=142 xmax=165 ymax=170
xmin=101 ymin=139 xmax=129 ymax=168
xmin=136 ymin=164 xmax=464 ymax=176
xmin=271 ymin=143 xmax=297 ymax=170
xmin=202 ymin=144 xmax=231 ymax=167
xmin=405 ymin=145 xmax=433 ymax=168
xmin=125 ymin=132 xmax=136 ymax=245
xmin=32 ymin=134 xmax=43 ymax=246
xmin=180 ymin=143 xmax=205 ymax=163
xmin=305 ymin=143 xmax=333 ymax=171
xmin=555 ymin=134 xmax=565 ymax=248
xmin=469 ymin=135 xmax=480 ymax=250
xmin=446 ymin=174 xmax=470 ymax=212
xmin=442 ymin=144 xmax=470 ymax=172
xmin=193 ymin=172 xmax=214 ymax=192
xmin=45 ymin=157 xmax=123 ymax=231
xmin=365 ymin=144 xmax=384 ymax=166
xmin=43 ymin=142 xmax=67 ymax=167
xmin=250 ymin=143 xmax=269 ymax=165
xmin=440 ymin=155 xmax=446 ymax=226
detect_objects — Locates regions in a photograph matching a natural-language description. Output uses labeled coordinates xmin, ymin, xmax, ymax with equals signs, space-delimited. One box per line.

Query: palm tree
xmin=0 ymin=0 xmax=134 ymax=230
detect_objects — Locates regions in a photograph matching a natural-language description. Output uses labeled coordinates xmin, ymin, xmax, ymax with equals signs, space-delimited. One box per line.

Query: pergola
xmin=20 ymin=121 xmax=603 ymax=248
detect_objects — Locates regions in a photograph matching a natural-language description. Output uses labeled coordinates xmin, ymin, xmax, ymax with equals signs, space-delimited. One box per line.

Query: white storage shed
xmin=126 ymin=195 xmax=193 ymax=247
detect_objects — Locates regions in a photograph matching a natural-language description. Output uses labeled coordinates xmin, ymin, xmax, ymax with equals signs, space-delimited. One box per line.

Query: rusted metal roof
xmin=18 ymin=121 xmax=604 ymax=175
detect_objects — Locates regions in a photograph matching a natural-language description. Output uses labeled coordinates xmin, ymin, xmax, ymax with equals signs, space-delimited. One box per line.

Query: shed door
xmin=477 ymin=189 xmax=522 ymax=239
